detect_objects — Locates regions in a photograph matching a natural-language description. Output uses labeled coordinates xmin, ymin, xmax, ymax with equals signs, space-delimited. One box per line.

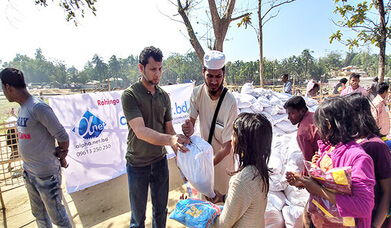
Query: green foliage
xmin=35 ymin=0 xmax=97 ymax=26
xmin=1 ymin=48 xmax=390 ymax=88
xmin=331 ymin=0 xmax=391 ymax=48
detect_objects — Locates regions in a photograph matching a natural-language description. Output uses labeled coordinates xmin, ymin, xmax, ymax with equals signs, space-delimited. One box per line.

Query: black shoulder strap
xmin=208 ymin=87 xmax=228 ymax=144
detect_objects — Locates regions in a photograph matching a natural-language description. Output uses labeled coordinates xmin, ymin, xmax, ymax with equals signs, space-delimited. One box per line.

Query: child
xmin=286 ymin=97 xmax=376 ymax=227
xmin=206 ymin=113 xmax=272 ymax=227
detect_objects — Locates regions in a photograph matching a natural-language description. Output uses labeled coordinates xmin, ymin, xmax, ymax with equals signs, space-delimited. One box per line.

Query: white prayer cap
xmin=204 ymin=50 xmax=225 ymax=70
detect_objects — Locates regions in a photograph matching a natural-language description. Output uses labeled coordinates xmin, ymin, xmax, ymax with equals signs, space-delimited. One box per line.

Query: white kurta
xmin=189 ymin=84 xmax=238 ymax=195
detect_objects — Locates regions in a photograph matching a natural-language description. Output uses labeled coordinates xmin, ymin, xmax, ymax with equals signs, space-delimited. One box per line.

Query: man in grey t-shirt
xmin=1 ymin=68 xmax=71 ymax=228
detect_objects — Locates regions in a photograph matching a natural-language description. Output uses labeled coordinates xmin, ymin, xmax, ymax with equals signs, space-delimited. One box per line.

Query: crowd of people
xmin=1 ymin=45 xmax=390 ymax=228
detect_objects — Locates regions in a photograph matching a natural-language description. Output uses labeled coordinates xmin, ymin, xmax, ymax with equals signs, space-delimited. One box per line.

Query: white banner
xmin=49 ymin=83 xmax=193 ymax=193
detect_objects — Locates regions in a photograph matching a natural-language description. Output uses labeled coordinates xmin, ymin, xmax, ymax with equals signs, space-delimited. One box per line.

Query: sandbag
xmin=169 ymin=198 xmax=223 ymax=228
xmin=177 ymin=136 xmax=215 ymax=198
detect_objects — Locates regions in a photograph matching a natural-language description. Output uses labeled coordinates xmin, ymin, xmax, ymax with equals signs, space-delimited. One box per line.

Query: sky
xmin=0 ymin=0 xmax=387 ymax=71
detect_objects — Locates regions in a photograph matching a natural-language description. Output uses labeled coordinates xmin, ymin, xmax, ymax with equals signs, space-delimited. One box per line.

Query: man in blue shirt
xmin=282 ymin=74 xmax=292 ymax=94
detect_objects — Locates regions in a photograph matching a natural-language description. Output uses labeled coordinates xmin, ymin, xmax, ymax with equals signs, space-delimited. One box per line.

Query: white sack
xmin=263 ymin=106 xmax=279 ymax=116
xmin=272 ymin=114 xmax=288 ymax=125
xmin=284 ymin=185 xmax=310 ymax=207
xmin=269 ymin=173 xmax=288 ymax=192
xmin=257 ymin=96 xmax=271 ymax=107
xmin=304 ymin=96 xmax=319 ymax=107
xmin=261 ymin=111 xmax=275 ymax=126
xmin=268 ymin=191 xmax=287 ymax=211
xmin=273 ymin=92 xmax=292 ymax=102
xmin=269 ymin=95 xmax=284 ymax=106
xmin=275 ymin=120 xmax=297 ymax=133
xmin=240 ymin=82 xmax=254 ymax=95
xmin=177 ymin=136 xmax=215 ymax=198
xmin=250 ymin=102 xmax=263 ymax=113
xmin=282 ymin=205 xmax=305 ymax=228
xmin=268 ymin=153 xmax=283 ymax=175
xmin=265 ymin=207 xmax=285 ymax=228
xmin=239 ymin=108 xmax=254 ymax=114
xmin=273 ymin=127 xmax=286 ymax=136
xmin=285 ymin=151 xmax=305 ymax=174
xmin=237 ymin=94 xmax=256 ymax=109
xmin=254 ymin=87 xmax=274 ymax=98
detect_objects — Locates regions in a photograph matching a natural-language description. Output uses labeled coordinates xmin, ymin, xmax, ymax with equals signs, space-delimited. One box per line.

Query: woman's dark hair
xmin=139 ymin=46 xmax=163 ymax=66
xmin=0 ymin=68 xmax=27 ymax=89
xmin=343 ymin=92 xmax=380 ymax=137
xmin=377 ymin=82 xmax=389 ymax=95
xmin=232 ymin=113 xmax=272 ymax=193
xmin=314 ymin=97 xmax=357 ymax=145
xmin=340 ymin=78 xmax=348 ymax=84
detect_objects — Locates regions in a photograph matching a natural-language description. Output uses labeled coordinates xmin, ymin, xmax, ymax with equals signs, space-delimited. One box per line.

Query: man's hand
xmin=170 ymin=134 xmax=191 ymax=153
xmin=182 ymin=119 xmax=194 ymax=137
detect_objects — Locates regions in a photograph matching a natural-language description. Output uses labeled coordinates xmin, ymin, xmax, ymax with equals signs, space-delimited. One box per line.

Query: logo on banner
xmin=72 ymin=110 xmax=107 ymax=139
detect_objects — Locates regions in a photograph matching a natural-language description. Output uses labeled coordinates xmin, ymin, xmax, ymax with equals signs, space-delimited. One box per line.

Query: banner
xmin=49 ymin=83 xmax=193 ymax=193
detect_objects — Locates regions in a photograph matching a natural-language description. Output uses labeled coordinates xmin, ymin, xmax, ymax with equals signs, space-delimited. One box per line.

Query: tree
xmin=108 ymin=55 xmax=121 ymax=79
xmin=301 ymin=49 xmax=315 ymax=79
xmin=35 ymin=0 xmax=97 ymax=26
xmin=253 ymin=0 xmax=296 ymax=87
xmin=330 ymin=0 xmax=391 ymax=82
xmin=92 ymin=54 xmax=108 ymax=82
xmin=175 ymin=0 xmax=250 ymax=63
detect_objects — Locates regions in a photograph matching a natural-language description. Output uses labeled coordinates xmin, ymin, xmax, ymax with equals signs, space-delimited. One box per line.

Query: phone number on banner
xmin=75 ymin=144 xmax=112 ymax=157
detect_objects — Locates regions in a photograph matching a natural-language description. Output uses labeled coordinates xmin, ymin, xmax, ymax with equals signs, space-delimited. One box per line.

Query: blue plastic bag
xmin=169 ymin=198 xmax=223 ymax=228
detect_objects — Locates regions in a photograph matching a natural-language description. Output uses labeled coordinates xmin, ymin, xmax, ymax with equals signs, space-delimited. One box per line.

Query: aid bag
xmin=169 ymin=198 xmax=223 ymax=228
xmin=177 ymin=136 xmax=215 ymax=198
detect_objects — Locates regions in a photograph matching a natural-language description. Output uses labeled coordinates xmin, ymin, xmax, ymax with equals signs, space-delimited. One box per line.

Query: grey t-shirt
xmin=18 ymin=96 xmax=69 ymax=177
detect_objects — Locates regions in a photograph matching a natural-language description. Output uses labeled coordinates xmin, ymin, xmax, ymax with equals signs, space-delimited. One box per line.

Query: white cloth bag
xmin=177 ymin=136 xmax=216 ymax=198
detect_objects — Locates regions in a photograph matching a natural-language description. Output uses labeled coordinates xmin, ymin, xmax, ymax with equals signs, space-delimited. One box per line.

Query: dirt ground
xmin=0 ymin=158 xmax=188 ymax=228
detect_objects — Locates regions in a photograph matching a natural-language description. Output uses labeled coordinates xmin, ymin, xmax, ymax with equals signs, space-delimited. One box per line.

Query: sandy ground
xmin=0 ymin=158 xmax=188 ymax=228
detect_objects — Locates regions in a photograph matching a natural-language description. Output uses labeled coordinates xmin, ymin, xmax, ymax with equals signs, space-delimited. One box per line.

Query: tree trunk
xmin=377 ymin=0 xmax=386 ymax=82
xmin=208 ymin=0 xmax=236 ymax=51
xmin=258 ymin=0 xmax=264 ymax=88
xmin=177 ymin=0 xmax=205 ymax=63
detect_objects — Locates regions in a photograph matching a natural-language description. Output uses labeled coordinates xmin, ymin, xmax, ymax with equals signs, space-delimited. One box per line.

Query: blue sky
xmin=0 ymin=0 xmax=386 ymax=70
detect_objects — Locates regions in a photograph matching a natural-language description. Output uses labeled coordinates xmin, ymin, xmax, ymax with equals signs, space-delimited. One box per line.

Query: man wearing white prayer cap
xmin=182 ymin=50 xmax=238 ymax=196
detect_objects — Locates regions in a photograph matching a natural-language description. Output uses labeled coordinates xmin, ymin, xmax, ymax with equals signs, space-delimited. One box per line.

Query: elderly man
xmin=340 ymin=73 xmax=368 ymax=96
xmin=182 ymin=50 xmax=238 ymax=196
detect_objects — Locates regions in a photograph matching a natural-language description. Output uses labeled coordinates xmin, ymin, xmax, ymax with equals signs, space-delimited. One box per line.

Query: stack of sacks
xmin=234 ymin=83 xmax=318 ymax=227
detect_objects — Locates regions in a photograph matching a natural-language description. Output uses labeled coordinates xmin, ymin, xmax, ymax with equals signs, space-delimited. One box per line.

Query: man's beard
xmin=208 ymin=82 xmax=223 ymax=95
